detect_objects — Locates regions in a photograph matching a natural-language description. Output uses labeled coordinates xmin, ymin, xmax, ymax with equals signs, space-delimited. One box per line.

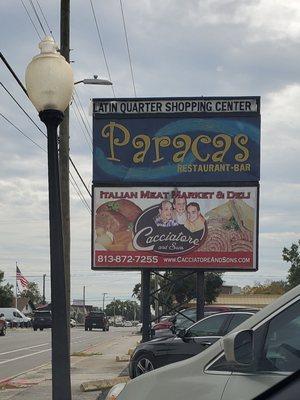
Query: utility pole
xmin=15 ymin=262 xmax=18 ymax=309
xmin=42 ymin=274 xmax=46 ymax=304
xmin=102 ymin=292 xmax=108 ymax=312
xmin=83 ymin=286 xmax=86 ymax=315
xmin=60 ymin=0 xmax=70 ymax=328
xmin=113 ymin=297 xmax=116 ymax=326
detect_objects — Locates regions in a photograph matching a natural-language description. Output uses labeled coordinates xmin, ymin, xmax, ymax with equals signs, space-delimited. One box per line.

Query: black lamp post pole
xmin=39 ymin=109 xmax=71 ymax=400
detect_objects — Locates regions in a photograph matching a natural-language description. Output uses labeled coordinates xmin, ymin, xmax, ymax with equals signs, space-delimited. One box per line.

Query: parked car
xmin=174 ymin=305 xmax=259 ymax=331
xmin=152 ymin=306 xmax=259 ymax=334
xmin=105 ymin=284 xmax=300 ymax=400
xmin=0 ymin=313 xmax=6 ymax=336
xmin=32 ymin=310 xmax=52 ymax=331
xmin=152 ymin=315 xmax=175 ymax=331
xmin=129 ymin=311 xmax=255 ymax=378
xmin=0 ymin=307 xmax=31 ymax=328
xmin=84 ymin=311 xmax=109 ymax=331
xmin=124 ymin=320 xmax=133 ymax=327
xmin=115 ymin=320 xmax=125 ymax=327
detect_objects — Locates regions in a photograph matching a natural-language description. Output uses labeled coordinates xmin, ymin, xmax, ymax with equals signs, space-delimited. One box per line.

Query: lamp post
xmin=25 ymin=36 xmax=73 ymax=400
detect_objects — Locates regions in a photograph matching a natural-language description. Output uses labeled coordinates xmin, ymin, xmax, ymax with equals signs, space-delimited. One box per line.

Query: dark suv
xmin=85 ymin=311 xmax=109 ymax=331
xmin=32 ymin=310 xmax=52 ymax=331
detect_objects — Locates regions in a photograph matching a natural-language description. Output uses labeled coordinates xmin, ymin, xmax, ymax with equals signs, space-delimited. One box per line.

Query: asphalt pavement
xmin=0 ymin=326 xmax=131 ymax=381
xmin=0 ymin=326 xmax=139 ymax=400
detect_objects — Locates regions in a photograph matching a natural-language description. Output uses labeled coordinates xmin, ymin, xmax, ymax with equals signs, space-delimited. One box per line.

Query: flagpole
xmin=16 ymin=261 xmax=18 ymax=309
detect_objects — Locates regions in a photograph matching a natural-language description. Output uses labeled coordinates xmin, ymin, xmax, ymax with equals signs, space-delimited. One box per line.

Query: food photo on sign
xmin=92 ymin=187 xmax=258 ymax=270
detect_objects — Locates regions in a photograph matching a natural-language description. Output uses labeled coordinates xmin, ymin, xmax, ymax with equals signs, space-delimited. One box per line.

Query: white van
xmin=0 ymin=308 xmax=31 ymax=327
xmin=106 ymin=284 xmax=300 ymax=400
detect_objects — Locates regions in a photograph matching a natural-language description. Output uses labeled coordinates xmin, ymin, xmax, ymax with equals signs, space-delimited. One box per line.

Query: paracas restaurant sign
xmin=92 ymin=97 xmax=260 ymax=184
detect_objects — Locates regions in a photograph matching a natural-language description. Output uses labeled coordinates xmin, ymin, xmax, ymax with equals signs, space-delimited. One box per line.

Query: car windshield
xmin=35 ymin=311 xmax=51 ymax=316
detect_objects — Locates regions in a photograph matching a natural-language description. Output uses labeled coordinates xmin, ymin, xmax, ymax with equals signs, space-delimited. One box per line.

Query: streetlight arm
xmin=74 ymin=78 xmax=112 ymax=86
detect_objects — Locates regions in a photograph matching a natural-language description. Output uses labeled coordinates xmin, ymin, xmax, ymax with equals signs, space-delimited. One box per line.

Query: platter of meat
xmin=95 ymin=200 xmax=142 ymax=251
xmin=199 ymin=200 xmax=254 ymax=253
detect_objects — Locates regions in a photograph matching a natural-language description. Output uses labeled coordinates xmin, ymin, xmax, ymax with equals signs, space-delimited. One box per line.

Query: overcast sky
xmin=1 ymin=0 xmax=299 ymax=308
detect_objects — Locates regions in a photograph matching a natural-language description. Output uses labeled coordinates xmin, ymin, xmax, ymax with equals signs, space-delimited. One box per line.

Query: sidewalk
xmin=0 ymin=332 xmax=140 ymax=400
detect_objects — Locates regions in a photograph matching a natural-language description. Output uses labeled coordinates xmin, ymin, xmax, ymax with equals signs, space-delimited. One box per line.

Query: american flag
xmin=16 ymin=266 xmax=29 ymax=288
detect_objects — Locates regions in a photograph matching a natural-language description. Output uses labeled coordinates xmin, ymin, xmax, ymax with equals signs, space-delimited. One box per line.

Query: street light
xmin=74 ymin=75 xmax=112 ymax=86
xmin=25 ymin=36 xmax=73 ymax=400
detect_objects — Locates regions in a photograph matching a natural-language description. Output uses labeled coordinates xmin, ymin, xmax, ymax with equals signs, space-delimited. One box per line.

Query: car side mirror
xmin=176 ymin=328 xmax=186 ymax=339
xmin=223 ymin=329 xmax=254 ymax=365
xmin=169 ymin=316 xmax=176 ymax=323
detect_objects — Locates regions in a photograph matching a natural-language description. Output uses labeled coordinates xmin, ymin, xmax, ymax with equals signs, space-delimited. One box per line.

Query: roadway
xmin=0 ymin=326 xmax=131 ymax=381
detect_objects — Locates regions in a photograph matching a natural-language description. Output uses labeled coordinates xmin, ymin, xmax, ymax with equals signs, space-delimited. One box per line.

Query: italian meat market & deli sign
xmin=92 ymin=186 xmax=258 ymax=270
xmin=92 ymin=96 xmax=260 ymax=270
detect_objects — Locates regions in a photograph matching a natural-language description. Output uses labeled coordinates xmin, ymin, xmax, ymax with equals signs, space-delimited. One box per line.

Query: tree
xmin=20 ymin=282 xmax=42 ymax=305
xmin=132 ymin=271 xmax=223 ymax=308
xmin=132 ymin=274 xmax=173 ymax=312
xmin=283 ymin=240 xmax=300 ymax=288
xmin=204 ymin=273 xmax=224 ymax=303
xmin=242 ymin=280 xmax=288 ymax=295
xmin=105 ymin=299 xmax=140 ymax=321
xmin=0 ymin=270 xmax=14 ymax=307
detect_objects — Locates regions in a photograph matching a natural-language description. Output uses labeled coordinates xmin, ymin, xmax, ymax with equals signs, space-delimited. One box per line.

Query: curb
xmin=80 ymin=376 xmax=130 ymax=392
xmin=127 ymin=348 xmax=134 ymax=356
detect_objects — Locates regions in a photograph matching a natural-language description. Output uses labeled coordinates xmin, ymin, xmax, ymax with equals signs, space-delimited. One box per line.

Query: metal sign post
xmin=196 ymin=271 xmax=205 ymax=321
xmin=141 ymin=269 xmax=151 ymax=342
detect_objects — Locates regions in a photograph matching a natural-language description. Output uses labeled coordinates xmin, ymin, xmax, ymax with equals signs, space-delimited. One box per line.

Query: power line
xmin=89 ymin=0 xmax=116 ymax=97
xmin=69 ymin=171 xmax=91 ymax=212
xmin=20 ymin=0 xmax=42 ymax=40
xmin=29 ymin=0 xmax=47 ymax=37
xmin=119 ymin=0 xmax=137 ymax=97
xmin=35 ymin=0 xmax=54 ymax=37
xmin=71 ymin=96 xmax=93 ymax=151
xmin=70 ymin=104 xmax=92 ymax=152
xmin=0 ymin=60 xmax=92 ymax=199
xmin=69 ymin=157 xmax=92 ymax=198
xmin=73 ymin=89 xmax=92 ymax=134
xmin=0 ymin=111 xmax=91 ymax=212
xmin=0 ymin=81 xmax=46 ymax=138
xmin=22 ymin=2 xmax=92 ymax=204
xmin=0 ymin=53 xmax=28 ymax=98
xmin=0 ymin=112 xmax=46 ymax=152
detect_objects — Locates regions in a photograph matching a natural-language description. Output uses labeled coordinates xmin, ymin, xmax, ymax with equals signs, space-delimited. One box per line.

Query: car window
xmin=260 ymin=300 xmax=300 ymax=372
xmin=226 ymin=313 xmax=252 ymax=334
xmin=186 ymin=314 xmax=228 ymax=337
xmin=208 ymin=299 xmax=300 ymax=373
xmin=13 ymin=311 xmax=22 ymax=318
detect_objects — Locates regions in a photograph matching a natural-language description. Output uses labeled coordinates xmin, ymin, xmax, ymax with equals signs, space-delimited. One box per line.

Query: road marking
xmin=0 ymin=348 xmax=51 ymax=365
xmin=0 ymin=333 xmax=100 ymax=357
xmin=0 ymin=343 xmax=49 ymax=356
xmin=0 ymin=337 xmax=99 ymax=365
